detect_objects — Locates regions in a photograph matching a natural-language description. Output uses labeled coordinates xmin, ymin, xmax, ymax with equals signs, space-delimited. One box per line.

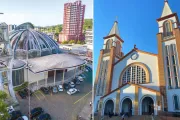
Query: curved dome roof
xmin=9 ymin=28 xmax=61 ymax=59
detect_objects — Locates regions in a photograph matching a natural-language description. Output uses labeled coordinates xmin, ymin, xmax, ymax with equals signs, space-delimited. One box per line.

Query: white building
xmin=85 ymin=29 xmax=93 ymax=44
xmin=94 ymin=1 xmax=180 ymax=116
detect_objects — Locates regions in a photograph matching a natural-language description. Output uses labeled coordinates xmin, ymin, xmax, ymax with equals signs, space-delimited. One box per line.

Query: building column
xmin=0 ymin=72 xmax=4 ymax=91
xmin=54 ymin=70 xmax=56 ymax=86
xmin=157 ymin=33 xmax=168 ymax=110
xmin=7 ymin=69 xmax=17 ymax=102
xmin=156 ymin=92 xmax=162 ymax=115
xmin=106 ymin=46 xmax=116 ymax=94
xmin=74 ymin=67 xmax=76 ymax=78
xmin=44 ymin=72 xmax=47 ymax=87
xmin=62 ymin=69 xmax=65 ymax=87
xmin=134 ymin=86 xmax=139 ymax=115
xmin=98 ymin=99 xmax=103 ymax=117
xmin=115 ymin=89 xmax=121 ymax=114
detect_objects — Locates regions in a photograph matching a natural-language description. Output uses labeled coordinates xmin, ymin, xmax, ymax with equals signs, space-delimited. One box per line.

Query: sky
xmin=0 ymin=0 xmax=93 ymax=26
xmin=93 ymin=0 xmax=180 ymax=78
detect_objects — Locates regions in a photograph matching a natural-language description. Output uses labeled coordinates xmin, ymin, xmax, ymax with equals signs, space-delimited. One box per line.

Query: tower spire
xmin=161 ymin=0 xmax=172 ymax=17
xmin=108 ymin=20 xmax=120 ymax=37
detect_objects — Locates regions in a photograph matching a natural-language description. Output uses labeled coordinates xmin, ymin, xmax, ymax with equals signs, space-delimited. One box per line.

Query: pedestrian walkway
xmin=78 ymin=94 xmax=92 ymax=120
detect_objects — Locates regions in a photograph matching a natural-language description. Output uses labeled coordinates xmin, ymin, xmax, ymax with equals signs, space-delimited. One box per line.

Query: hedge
xmin=13 ymin=82 xmax=29 ymax=91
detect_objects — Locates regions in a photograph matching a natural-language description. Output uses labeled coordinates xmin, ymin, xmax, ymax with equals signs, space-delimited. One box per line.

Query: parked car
xmin=24 ymin=88 xmax=33 ymax=96
xmin=79 ymin=74 xmax=86 ymax=78
xmin=7 ymin=106 xmax=14 ymax=114
xmin=9 ymin=111 xmax=22 ymax=120
xmin=67 ymin=88 xmax=80 ymax=95
xmin=85 ymin=66 xmax=92 ymax=72
xmin=63 ymin=83 xmax=69 ymax=90
xmin=52 ymin=86 xmax=58 ymax=93
xmin=77 ymin=76 xmax=84 ymax=82
xmin=57 ymin=85 xmax=63 ymax=92
xmin=69 ymin=82 xmax=75 ymax=88
xmin=18 ymin=91 xmax=26 ymax=99
xmin=36 ymin=113 xmax=51 ymax=120
xmin=30 ymin=107 xmax=44 ymax=119
xmin=17 ymin=116 xmax=28 ymax=120
xmin=40 ymin=87 xmax=49 ymax=94
xmin=75 ymin=79 xmax=81 ymax=85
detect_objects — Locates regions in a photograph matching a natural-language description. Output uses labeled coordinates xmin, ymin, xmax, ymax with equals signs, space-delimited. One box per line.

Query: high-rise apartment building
xmin=59 ymin=0 xmax=85 ymax=42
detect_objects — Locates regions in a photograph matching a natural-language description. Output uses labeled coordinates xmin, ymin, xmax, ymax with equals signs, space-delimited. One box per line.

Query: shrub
xmin=13 ymin=82 xmax=29 ymax=91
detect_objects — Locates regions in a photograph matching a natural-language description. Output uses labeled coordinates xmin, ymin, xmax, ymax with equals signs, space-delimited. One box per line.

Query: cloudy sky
xmin=0 ymin=0 xmax=93 ymax=26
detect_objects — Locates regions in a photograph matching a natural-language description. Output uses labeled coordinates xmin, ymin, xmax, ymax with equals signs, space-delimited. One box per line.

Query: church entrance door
xmin=122 ymin=98 xmax=132 ymax=115
xmin=104 ymin=100 xmax=114 ymax=115
xmin=142 ymin=97 xmax=154 ymax=115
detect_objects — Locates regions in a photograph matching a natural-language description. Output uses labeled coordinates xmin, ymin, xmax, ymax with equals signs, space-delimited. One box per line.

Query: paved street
xmin=17 ymin=71 xmax=92 ymax=120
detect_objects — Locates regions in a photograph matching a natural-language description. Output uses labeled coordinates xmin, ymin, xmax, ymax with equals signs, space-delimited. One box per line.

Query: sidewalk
xmin=78 ymin=95 xmax=92 ymax=120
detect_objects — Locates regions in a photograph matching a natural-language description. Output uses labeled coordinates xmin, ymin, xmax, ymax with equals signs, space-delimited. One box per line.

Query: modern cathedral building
xmin=94 ymin=1 xmax=180 ymax=116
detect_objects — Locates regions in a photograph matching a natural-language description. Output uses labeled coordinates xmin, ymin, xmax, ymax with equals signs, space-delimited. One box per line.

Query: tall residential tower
xmin=59 ymin=0 xmax=85 ymax=42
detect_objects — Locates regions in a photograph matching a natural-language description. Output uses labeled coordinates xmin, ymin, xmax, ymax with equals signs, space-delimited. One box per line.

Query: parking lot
xmin=17 ymin=71 xmax=92 ymax=120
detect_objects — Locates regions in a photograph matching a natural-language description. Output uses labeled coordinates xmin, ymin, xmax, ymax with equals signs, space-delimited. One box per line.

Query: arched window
xmin=163 ymin=20 xmax=173 ymax=37
xmin=116 ymin=41 xmax=121 ymax=55
xmin=173 ymin=95 xmax=179 ymax=110
xmin=121 ymin=64 xmax=149 ymax=85
xmin=106 ymin=39 xmax=112 ymax=49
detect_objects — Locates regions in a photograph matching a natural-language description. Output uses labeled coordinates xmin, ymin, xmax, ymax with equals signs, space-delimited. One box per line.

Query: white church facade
xmin=94 ymin=1 xmax=180 ymax=116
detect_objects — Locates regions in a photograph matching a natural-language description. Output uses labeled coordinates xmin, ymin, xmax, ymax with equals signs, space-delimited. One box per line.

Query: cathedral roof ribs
xmin=100 ymin=83 xmax=161 ymax=99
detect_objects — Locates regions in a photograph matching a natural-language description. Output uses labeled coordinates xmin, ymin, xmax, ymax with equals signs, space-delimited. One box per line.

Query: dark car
xmin=30 ymin=107 xmax=44 ymax=119
xmin=36 ymin=113 xmax=51 ymax=120
xmin=85 ymin=66 xmax=92 ymax=72
xmin=73 ymin=78 xmax=80 ymax=85
xmin=63 ymin=83 xmax=69 ymax=90
xmin=40 ymin=87 xmax=49 ymax=94
xmin=18 ymin=91 xmax=26 ymax=99
xmin=9 ymin=111 xmax=22 ymax=120
xmin=24 ymin=88 xmax=33 ymax=96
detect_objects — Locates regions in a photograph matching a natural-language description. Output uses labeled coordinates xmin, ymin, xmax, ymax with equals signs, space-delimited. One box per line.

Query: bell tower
xmin=94 ymin=21 xmax=124 ymax=99
xmin=157 ymin=0 xmax=180 ymax=111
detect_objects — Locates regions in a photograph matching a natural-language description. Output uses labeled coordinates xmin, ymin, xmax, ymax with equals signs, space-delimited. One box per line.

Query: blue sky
xmin=0 ymin=0 xmax=93 ymax=26
xmin=93 ymin=0 xmax=180 ymax=79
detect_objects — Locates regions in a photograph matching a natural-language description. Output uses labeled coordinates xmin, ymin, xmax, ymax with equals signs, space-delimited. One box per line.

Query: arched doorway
xmin=122 ymin=98 xmax=132 ymax=115
xmin=104 ymin=99 xmax=114 ymax=115
xmin=142 ymin=97 xmax=154 ymax=115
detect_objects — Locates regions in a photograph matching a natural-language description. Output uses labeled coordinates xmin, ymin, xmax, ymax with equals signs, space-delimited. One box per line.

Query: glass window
xmin=174 ymin=95 xmax=179 ymax=110
xmin=122 ymin=65 xmax=146 ymax=84
xmin=106 ymin=39 xmax=112 ymax=49
xmin=175 ymin=77 xmax=178 ymax=88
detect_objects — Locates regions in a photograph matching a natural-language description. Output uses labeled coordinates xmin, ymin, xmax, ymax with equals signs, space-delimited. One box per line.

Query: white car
xmin=58 ymin=85 xmax=63 ymax=92
xmin=7 ymin=106 xmax=14 ymax=114
xmin=69 ymin=82 xmax=75 ymax=88
xmin=21 ymin=116 xmax=28 ymax=120
xmin=77 ymin=76 xmax=84 ymax=82
xmin=67 ymin=88 xmax=79 ymax=95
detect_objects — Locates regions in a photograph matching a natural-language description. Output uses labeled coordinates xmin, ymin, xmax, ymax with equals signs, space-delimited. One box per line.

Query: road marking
xmin=38 ymin=91 xmax=46 ymax=98
xmin=33 ymin=93 xmax=40 ymax=100
xmin=74 ymin=91 xmax=92 ymax=105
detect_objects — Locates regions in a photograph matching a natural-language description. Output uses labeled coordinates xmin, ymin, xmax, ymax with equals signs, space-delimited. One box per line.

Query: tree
xmin=0 ymin=91 xmax=10 ymax=120
xmin=68 ymin=40 xmax=75 ymax=44
xmin=83 ymin=19 xmax=93 ymax=31
xmin=77 ymin=40 xmax=81 ymax=44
